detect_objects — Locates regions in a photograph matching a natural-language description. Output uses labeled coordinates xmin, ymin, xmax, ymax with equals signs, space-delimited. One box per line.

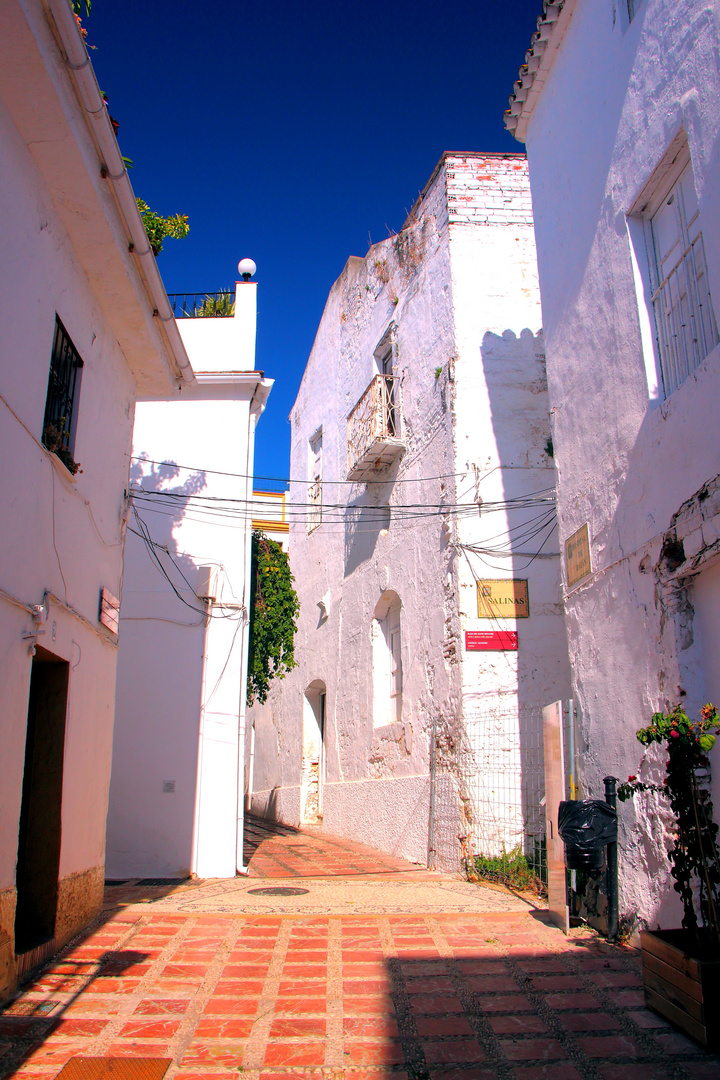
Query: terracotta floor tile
xmin=499 ymin=1038 xmax=568 ymax=1061
xmin=422 ymin=1039 xmax=486 ymax=1064
xmin=409 ymin=994 xmax=465 ymax=1014
xmin=105 ymin=1042 xmax=171 ymax=1057
xmin=342 ymin=1040 xmax=407 ymax=1066
xmin=343 ymin=1017 xmax=400 ymax=1038
xmin=118 ymin=1018 xmax=182 ymax=1038
xmin=203 ymin=997 xmax=260 ymax=1015
xmin=268 ymin=1017 xmax=327 ymax=1037
xmin=180 ymin=1043 xmax=246 ymax=1067
xmin=133 ymin=999 xmax=190 ymax=1014
xmin=263 ymin=1041 xmax=326 ymax=1066
xmin=194 ymin=1017 xmax=254 ymax=1038
xmin=341 ymin=997 xmax=392 ymax=1015
xmin=274 ymin=997 xmax=327 ymax=1014
xmin=576 ymin=1034 xmax=648 ymax=1058
xmin=415 ymin=1016 xmax=475 ymax=1038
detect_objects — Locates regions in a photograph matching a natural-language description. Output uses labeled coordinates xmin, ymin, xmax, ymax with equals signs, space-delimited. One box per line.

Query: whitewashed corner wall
xmin=519 ymin=0 xmax=720 ymax=928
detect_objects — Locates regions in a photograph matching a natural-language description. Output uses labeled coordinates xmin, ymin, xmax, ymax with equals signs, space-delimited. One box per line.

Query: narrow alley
xmin=0 ymin=820 xmax=716 ymax=1080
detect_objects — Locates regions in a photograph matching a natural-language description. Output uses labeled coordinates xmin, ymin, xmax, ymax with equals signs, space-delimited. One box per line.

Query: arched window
xmin=372 ymin=591 xmax=402 ymax=728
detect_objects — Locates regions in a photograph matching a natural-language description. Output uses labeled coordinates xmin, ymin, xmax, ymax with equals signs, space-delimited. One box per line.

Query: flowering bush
xmin=618 ymin=704 xmax=720 ymax=953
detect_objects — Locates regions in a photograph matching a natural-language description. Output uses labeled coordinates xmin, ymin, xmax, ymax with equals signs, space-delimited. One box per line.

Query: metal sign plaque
xmin=476 ymin=579 xmax=529 ymax=619
xmin=565 ymin=523 xmax=591 ymax=587
xmin=465 ymin=630 xmax=518 ymax=651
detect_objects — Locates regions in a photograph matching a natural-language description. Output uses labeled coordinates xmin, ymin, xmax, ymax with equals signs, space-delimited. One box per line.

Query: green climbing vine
xmin=247 ymin=531 xmax=299 ymax=706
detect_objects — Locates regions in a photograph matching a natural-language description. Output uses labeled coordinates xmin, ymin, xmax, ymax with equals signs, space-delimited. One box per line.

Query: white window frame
xmin=628 ymin=136 xmax=719 ymax=401
xmin=308 ymin=429 xmax=322 ymax=533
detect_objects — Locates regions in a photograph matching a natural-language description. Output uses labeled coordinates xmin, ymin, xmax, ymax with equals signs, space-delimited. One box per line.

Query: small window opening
xmin=308 ymin=429 xmax=322 ymax=532
xmin=42 ymin=318 xmax=83 ymax=474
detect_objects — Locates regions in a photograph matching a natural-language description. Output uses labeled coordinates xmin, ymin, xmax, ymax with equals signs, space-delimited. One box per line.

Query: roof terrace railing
xmin=167 ymin=291 xmax=235 ymax=318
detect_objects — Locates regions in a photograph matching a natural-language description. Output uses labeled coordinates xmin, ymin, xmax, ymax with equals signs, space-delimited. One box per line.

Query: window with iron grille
xmin=646 ymin=161 xmax=719 ymax=397
xmin=42 ymin=318 xmax=83 ymax=474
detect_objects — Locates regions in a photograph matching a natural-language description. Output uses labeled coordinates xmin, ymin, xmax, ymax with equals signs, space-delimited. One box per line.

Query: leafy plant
xmin=247 ymin=531 xmax=299 ymax=706
xmin=193 ymin=291 xmax=235 ymax=318
xmin=618 ymin=703 xmax=720 ymax=954
xmin=434 ymin=366 xmax=443 ymax=380
xmin=136 ymin=199 xmax=189 ymax=256
xmin=465 ymin=841 xmax=547 ymax=895
xmin=43 ymin=419 xmax=82 ymax=475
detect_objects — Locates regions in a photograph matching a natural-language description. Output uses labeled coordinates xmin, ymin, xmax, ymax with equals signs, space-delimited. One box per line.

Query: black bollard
xmin=604 ymin=776 xmax=619 ymax=943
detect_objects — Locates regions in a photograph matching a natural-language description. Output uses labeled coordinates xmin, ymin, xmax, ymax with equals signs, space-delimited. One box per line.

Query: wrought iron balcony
xmin=167 ymin=291 xmax=235 ymax=318
xmin=346 ymin=374 xmax=404 ymax=481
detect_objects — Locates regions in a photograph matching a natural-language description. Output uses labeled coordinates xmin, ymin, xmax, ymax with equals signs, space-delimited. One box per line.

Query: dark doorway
xmin=14 ymin=647 xmax=69 ymax=954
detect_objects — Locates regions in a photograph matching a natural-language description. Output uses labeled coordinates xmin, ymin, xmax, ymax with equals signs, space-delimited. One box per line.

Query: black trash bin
xmin=557 ymin=800 xmax=617 ymax=870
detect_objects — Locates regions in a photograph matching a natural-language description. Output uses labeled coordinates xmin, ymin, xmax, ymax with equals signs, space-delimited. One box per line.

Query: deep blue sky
xmin=87 ymin=0 xmax=540 ymax=488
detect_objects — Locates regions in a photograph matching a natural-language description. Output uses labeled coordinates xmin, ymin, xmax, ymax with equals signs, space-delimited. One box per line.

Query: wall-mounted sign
xmin=476 ymin=579 xmax=529 ymax=619
xmin=564 ymin=523 xmax=591 ymax=587
xmin=465 ymin=630 xmax=518 ymax=651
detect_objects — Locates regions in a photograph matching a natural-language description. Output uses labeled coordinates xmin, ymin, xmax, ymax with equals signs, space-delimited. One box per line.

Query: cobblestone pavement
xmin=0 ymin=820 xmax=717 ymax=1079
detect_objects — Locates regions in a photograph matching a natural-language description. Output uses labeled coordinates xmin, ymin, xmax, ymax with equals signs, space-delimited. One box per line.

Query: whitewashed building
xmin=106 ymin=278 xmax=272 ymax=881
xmin=506 ymin=0 xmax=720 ymax=929
xmin=0 ymin=0 xmax=190 ymax=995
xmin=246 ymin=153 xmax=571 ymax=871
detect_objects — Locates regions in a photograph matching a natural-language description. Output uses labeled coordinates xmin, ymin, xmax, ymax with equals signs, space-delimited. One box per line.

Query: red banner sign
xmin=465 ymin=630 xmax=518 ymax=651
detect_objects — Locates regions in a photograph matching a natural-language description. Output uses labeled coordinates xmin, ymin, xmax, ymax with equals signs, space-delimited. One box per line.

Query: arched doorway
xmin=301 ymin=681 xmax=325 ymax=824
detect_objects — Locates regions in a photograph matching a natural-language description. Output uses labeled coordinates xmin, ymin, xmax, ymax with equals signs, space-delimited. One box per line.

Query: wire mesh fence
xmin=452 ymin=697 xmax=547 ymax=892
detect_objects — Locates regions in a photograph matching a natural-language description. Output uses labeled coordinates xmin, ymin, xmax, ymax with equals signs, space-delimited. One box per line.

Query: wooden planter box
xmin=641 ymin=929 xmax=720 ymax=1050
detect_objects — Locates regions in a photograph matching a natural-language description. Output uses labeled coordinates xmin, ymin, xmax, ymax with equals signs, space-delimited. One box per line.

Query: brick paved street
xmin=1 ymin=821 xmax=718 ymax=1080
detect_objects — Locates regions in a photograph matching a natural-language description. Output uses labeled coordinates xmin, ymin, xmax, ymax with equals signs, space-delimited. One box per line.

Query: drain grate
xmin=247 ymin=886 xmax=310 ymax=896
xmin=135 ymin=878 xmax=188 ymax=887
xmin=54 ymin=1059 xmax=171 ymax=1080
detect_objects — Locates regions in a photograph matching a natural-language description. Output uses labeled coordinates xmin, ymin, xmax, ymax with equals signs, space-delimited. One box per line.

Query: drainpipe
xmin=190 ymin=600 xmax=212 ymax=876
xmin=235 ymin=402 xmax=259 ymax=873
xmin=46 ymin=0 xmax=194 ymax=387
xmin=245 ymin=723 xmax=256 ymax=813
xmin=428 ymin=713 xmax=438 ymax=870
xmin=604 ymin=776 xmax=619 ymax=943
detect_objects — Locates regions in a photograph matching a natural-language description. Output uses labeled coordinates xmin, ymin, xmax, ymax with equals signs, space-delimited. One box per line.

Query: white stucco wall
xmin=177 ymin=283 xmax=258 ymax=373
xmin=107 ymin=304 xmax=271 ymax=880
xmin=247 ymin=154 xmax=570 ymax=870
xmin=515 ymin=0 xmax=720 ymax=927
xmin=0 ymin=0 xmax=183 ymax=971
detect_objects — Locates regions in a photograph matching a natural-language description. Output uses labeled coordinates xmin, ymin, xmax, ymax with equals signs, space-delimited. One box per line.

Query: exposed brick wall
xmin=445 ymin=153 xmax=533 ymax=227
xmin=404 ymin=152 xmax=533 ymax=233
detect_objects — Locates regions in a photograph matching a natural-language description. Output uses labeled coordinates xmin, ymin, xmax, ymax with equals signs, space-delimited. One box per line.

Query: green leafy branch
xmin=619 ymin=703 xmax=720 ymax=953
xmin=136 ymin=199 xmax=189 ymax=256
xmin=247 ymin=531 xmax=299 ymax=706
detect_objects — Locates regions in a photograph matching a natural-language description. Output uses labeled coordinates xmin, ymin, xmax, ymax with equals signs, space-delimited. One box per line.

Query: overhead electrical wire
xmin=128 ymin=510 xmax=244 ymax=621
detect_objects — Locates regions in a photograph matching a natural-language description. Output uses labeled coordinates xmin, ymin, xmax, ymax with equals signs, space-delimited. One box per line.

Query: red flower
xmin=670 ymin=730 xmax=680 ymax=738
xmin=628 ymin=775 xmax=637 ymax=781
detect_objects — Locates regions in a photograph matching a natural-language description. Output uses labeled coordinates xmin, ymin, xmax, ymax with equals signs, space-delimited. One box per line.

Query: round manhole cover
xmin=247 ymin=886 xmax=310 ymax=896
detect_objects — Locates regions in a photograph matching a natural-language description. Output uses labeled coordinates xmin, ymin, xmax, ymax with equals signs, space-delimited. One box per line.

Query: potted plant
xmin=618 ymin=703 xmax=720 ymax=1048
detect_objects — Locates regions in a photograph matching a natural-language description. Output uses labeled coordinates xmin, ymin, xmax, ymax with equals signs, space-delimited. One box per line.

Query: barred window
xmin=647 ymin=162 xmax=719 ymax=397
xmin=42 ymin=318 xmax=83 ymax=473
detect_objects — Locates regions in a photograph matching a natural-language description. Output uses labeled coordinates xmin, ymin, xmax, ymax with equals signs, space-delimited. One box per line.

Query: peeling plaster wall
xmin=520 ymin=0 xmax=720 ymax=928
xmin=248 ymin=154 xmax=570 ymax=869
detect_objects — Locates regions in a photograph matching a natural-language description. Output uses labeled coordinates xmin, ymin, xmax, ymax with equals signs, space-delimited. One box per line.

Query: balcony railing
xmin=167 ymin=291 xmax=235 ymax=318
xmin=347 ymin=374 xmax=404 ymax=481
